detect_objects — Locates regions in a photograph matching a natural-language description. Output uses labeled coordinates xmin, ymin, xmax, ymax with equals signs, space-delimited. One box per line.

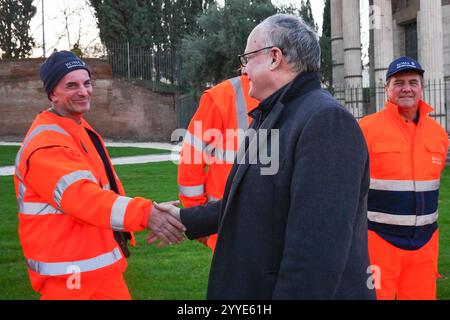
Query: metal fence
xmin=103 ymin=42 xmax=180 ymax=93
xmin=332 ymin=78 xmax=450 ymax=131
xmin=100 ymin=42 xmax=202 ymax=128
xmin=97 ymin=43 xmax=450 ymax=131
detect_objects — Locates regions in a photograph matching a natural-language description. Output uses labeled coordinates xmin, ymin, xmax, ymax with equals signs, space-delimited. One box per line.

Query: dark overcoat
xmin=180 ymin=72 xmax=376 ymax=300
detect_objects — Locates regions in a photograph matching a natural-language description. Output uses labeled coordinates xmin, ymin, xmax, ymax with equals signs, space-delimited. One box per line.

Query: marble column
xmin=342 ymin=0 xmax=363 ymax=118
xmin=418 ymin=0 xmax=445 ymax=127
xmin=331 ymin=0 xmax=345 ymax=106
xmin=373 ymin=0 xmax=394 ymax=110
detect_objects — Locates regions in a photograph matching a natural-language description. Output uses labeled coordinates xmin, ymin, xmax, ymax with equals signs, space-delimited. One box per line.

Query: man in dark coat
xmin=151 ymin=14 xmax=376 ymax=300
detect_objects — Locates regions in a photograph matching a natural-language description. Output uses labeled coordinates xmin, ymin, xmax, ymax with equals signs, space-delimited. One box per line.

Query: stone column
xmin=373 ymin=0 xmax=394 ymax=110
xmin=342 ymin=0 xmax=363 ymax=118
xmin=331 ymin=0 xmax=345 ymax=106
xmin=418 ymin=0 xmax=445 ymax=128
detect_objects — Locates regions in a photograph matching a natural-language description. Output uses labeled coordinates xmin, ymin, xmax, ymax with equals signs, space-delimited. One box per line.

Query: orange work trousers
xmin=368 ymin=230 xmax=439 ymax=300
xmin=40 ymin=272 xmax=131 ymax=300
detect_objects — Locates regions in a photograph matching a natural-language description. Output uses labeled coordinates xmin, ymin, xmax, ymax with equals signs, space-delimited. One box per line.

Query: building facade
xmin=331 ymin=0 xmax=450 ymax=129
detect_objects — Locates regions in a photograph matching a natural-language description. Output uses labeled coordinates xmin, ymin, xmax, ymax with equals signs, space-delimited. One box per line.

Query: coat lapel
xmin=220 ymin=100 xmax=286 ymax=225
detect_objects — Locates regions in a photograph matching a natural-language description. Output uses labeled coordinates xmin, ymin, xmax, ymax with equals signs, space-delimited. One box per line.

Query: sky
xmin=29 ymin=0 xmax=367 ymax=59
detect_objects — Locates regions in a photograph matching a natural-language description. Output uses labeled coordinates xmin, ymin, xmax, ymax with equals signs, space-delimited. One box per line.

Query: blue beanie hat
xmin=39 ymin=50 xmax=91 ymax=100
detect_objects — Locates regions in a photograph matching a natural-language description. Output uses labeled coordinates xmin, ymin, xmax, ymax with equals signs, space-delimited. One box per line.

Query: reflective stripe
xmin=370 ymin=179 xmax=440 ymax=192
xmin=54 ymin=171 xmax=98 ymax=207
xmin=207 ymin=195 xmax=220 ymax=202
xmin=230 ymin=77 xmax=249 ymax=131
xmin=179 ymin=184 xmax=205 ymax=197
xmin=19 ymin=202 xmax=63 ymax=215
xmin=26 ymin=247 xmax=123 ymax=276
xmin=368 ymin=211 xmax=439 ymax=226
xmin=110 ymin=196 xmax=132 ymax=231
xmin=15 ymin=125 xmax=70 ymax=181
xmin=183 ymin=131 xmax=208 ymax=153
xmin=103 ymin=184 xmax=111 ymax=191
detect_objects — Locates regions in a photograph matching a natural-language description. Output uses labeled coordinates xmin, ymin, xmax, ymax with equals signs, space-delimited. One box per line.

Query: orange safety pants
xmin=40 ymin=272 xmax=131 ymax=300
xmin=368 ymin=230 xmax=439 ymax=300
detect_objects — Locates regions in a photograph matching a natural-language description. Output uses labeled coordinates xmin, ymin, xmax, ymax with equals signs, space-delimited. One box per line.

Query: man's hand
xmin=147 ymin=200 xmax=185 ymax=247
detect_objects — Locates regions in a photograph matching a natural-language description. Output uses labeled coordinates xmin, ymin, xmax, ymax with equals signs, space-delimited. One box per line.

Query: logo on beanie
xmin=65 ymin=60 xmax=85 ymax=69
xmin=396 ymin=61 xmax=417 ymax=69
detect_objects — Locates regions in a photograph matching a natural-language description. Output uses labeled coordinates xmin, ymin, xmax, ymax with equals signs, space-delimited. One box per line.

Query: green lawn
xmin=106 ymin=147 xmax=171 ymax=158
xmin=0 ymin=146 xmax=171 ymax=167
xmin=1 ymin=142 xmax=450 ymax=300
xmin=0 ymin=145 xmax=20 ymax=166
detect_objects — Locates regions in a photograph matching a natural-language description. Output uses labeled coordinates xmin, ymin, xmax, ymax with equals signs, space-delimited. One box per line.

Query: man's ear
xmin=269 ymin=48 xmax=282 ymax=70
xmin=49 ymin=91 xmax=56 ymax=102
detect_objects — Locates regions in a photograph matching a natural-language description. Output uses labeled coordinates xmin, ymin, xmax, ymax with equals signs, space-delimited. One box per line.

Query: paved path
xmin=0 ymin=142 xmax=181 ymax=176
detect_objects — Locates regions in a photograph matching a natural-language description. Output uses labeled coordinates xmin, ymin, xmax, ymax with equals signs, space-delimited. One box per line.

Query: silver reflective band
xmin=54 ymin=170 xmax=98 ymax=207
xmin=27 ymin=247 xmax=123 ymax=276
xmin=368 ymin=211 xmax=439 ymax=226
xmin=19 ymin=202 xmax=63 ymax=215
xmin=230 ymin=77 xmax=249 ymax=131
xmin=15 ymin=125 xmax=70 ymax=180
xmin=207 ymin=195 xmax=220 ymax=202
xmin=179 ymin=184 xmax=205 ymax=197
xmin=370 ymin=179 xmax=440 ymax=192
xmin=103 ymin=184 xmax=111 ymax=190
xmin=111 ymin=196 xmax=132 ymax=231
xmin=183 ymin=131 xmax=208 ymax=154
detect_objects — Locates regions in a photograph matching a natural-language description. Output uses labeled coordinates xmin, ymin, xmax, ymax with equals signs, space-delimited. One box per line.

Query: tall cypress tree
xmin=180 ymin=0 xmax=278 ymax=88
xmin=0 ymin=0 xmax=36 ymax=59
xmin=320 ymin=0 xmax=332 ymax=89
xmin=299 ymin=0 xmax=317 ymax=31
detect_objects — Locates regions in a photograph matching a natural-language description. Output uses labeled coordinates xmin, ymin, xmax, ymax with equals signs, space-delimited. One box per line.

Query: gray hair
xmin=257 ymin=14 xmax=321 ymax=74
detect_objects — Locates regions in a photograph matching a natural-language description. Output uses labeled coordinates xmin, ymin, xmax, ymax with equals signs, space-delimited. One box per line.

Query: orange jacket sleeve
xmin=24 ymin=146 xmax=152 ymax=232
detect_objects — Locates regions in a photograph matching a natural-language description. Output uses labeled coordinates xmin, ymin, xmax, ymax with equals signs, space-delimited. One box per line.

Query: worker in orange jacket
xmin=177 ymin=75 xmax=259 ymax=250
xmin=359 ymin=56 xmax=449 ymax=300
xmin=14 ymin=51 xmax=184 ymax=300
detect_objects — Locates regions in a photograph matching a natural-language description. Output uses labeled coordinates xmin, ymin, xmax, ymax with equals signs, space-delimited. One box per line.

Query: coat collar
xmin=384 ymin=99 xmax=434 ymax=120
xmin=248 ymin=71 xmax=321 ymax=121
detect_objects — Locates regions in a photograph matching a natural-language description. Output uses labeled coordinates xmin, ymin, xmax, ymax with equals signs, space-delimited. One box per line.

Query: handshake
xmin=146 ymin=200 xmax=186 ymax=247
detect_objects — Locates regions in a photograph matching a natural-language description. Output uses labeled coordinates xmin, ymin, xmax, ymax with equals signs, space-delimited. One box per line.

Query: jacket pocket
xmin=370 ymin=141 xmax=409 ymax=177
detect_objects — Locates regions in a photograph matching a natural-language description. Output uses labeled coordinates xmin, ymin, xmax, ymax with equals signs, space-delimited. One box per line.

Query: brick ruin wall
xmin=0 ymin=58 xmax=177 ymax=142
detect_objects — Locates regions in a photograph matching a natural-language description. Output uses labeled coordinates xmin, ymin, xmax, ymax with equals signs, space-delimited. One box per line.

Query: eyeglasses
xmin=238 ymin=46 xmax=275 ymax=67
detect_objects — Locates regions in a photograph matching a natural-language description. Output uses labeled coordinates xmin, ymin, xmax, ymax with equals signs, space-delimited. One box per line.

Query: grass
xmin=105 ymin=147 xmax=170 ymax=158
xmin=0 ymin=146 xmax=19 ymax=166
xmin=0 ymin=146 xmax=171 ymax=167
xmin=1 ymin=142 xmax=450 ymax=300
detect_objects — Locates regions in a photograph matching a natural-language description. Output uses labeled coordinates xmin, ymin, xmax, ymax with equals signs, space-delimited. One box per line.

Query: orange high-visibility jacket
xmin=177 ymin=75 xmax=259 ymax=250
xmin=359 ymin=100 xmax=449 ymax=250
xmin=14 ymin=111 xmax=153 ymax=293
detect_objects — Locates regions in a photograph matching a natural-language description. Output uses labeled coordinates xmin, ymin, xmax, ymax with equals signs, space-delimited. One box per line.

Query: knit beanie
xmin=39 ymin=50 xmax=91 ymax=100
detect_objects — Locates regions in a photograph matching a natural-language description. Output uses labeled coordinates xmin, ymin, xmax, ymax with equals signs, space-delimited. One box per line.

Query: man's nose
xmin=401 ymin=84 xmax=412 ymax=92
xmin=78 ymin=85 xmax=89 ymax=96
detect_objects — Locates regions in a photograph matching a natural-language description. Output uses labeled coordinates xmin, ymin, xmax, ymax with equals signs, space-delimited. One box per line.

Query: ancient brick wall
xmin=0 ymin=58 xmax=177 ymax=142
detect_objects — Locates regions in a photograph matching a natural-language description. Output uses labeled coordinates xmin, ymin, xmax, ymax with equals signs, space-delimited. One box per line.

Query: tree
xmin=0 ymin=0 xmax=36 ymax=59
xmin=299 ymin=0 xmax=317 ymax=31
xmin=90 ymin=0 xmax=214 ymax=49
xmin=319 ymin=0 xmax=332 ymax=89
xmin=180 ymin=0 xmax=278 ymax=89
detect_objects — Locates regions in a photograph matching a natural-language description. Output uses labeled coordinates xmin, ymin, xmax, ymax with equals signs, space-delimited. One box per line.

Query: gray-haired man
xmin=152 ymin=14 xmax=376 ymax=300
